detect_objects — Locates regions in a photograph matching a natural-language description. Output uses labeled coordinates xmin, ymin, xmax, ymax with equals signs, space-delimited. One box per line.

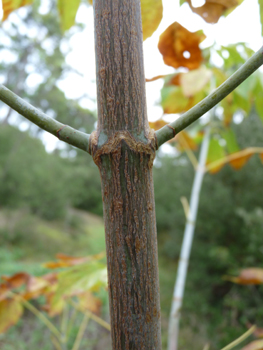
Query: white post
xmin=168 ymin=123 xmax=211 ymax=350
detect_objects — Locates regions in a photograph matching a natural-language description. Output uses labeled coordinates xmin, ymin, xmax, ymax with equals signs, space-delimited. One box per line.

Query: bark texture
xmin=91 ymin=0 xmax=162 ymax=348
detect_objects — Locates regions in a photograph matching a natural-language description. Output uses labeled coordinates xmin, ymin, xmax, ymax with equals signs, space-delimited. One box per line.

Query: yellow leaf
xmin=158 ymin=22 xmax=205 ymax=70
xmin=77 ymin=291 xmax=102 ymax=315
xmin=180 ymin=66 xmax=212 ymax=97
xmin=176 ymin=131 xmax=198 ymax=151
xmin=225 ymin=268 xmax=263 ymax=285
xmin=149 ymin=119 xmax=167 ymax=130
xmin=2 ymin=0 xmax=33 ymax=21
xmin=229 ymin=153 xmax=252 ymax=170
xmin=0 ymin=298 xmax=23 ymax=333
xmin=141 ymin=0 xmax=163 ymax=41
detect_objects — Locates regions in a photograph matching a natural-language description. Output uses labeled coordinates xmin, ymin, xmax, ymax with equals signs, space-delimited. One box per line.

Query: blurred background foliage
xmin=1 ymin=0 xmax=263 ymax=349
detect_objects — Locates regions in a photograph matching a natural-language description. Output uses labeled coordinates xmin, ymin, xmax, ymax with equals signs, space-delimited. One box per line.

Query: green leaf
xmin=221 ymin=129 xmax=239 ymax=154
xmin=57 ymin=0 xmax=81 ymax=32
xmin=53 ymin=261 xmax=107 ymax=304
xmin=217 ymin=45 xmax=245 ymax=69
xmin=258 ymin=0 xmax=263 ymax=36
xmin=206 ymin=138 xmax=225 ymax=173
xmin=233 ymin=91 xmax=251 ymax=115
xmin=161 ymin=85 xmax=205 ymax=114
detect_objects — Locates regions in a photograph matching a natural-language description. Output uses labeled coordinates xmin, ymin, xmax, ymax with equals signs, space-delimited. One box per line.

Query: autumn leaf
xmin=42 ymin=292 xmax=65 ymax=317
xmin=141 ymin=0 xmax=163 ymax=41
xmin=149 ymin=119 xmax=167 ymax=130
xmin=43 ymin=252 xmax=104 ymax=269
xmin=1 ymin=272 xmax=30 ymax=289
xmin=87 ymin=0 xmax=163 ymax=40
xmin=221 ymin=128 xmax=252 ymax=170
xmin=242 ymin=339 xmax=263 ymax=350
xmin=1 ymin=0 xmax=33 ymax=21
xmin=185 ymin=0 xmax=244 ymax=24
xmin=176 ymin=131 xmax=197 ymax=151
xmin=180 ymin=66 xmax=212 ymax=97
xmin=77 ymin=291 xmax=102 ymax=315
xmin=224 ymin=268 xmax=263 ymax=285
xmin=53 ymin=261 xmax=107 ymax=305
xmin=229 ymin=153 xmax=252 ymax=170
xmin=158 ymin=22 xmax=205 ymax=70
xmin=161 ymin=84 xmax=205 ymax=114
xmin=0 ymin=298 xmax=23 ymax=333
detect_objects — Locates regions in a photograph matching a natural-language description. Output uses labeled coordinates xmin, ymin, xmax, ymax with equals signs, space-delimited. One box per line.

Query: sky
xmin=0 ymin=0 xmax=262 ymax=151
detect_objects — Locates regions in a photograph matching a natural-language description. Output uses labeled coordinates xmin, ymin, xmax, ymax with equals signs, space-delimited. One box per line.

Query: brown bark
xmin=90 ymin=0 xmax=162 ymax=348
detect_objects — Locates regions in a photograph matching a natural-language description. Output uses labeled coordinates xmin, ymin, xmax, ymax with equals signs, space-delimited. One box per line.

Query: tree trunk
xmin=90 ymin=0 xmax=162 ymax=349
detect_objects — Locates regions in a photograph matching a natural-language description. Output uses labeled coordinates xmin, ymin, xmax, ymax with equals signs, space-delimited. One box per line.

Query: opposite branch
xmin=155 ymin=46 xmax=263 ymax=147
xmin=0 ymin=84 xmax=90 ymax=152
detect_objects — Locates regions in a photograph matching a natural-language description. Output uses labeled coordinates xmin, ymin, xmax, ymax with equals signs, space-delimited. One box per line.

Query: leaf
xmin=53 ymin=261 xmax=107 ymax=305
xmin=141 ymin=0 xmax=163 ymax=40
xmin=221 ymin=129 xmax=252 ymax=170
xmin=222 ymin=129 xmax=239 ymax=154
xmin=242 ymin=339 xmax=263 ymax=350
xmin=225 ymin=268 xmax=263 ymax=285
xmin=149 ymin=119 xmax=168 ymax=130
xmin=0 ymin=298 xmax=23 ymax=333
xmin=161 ymin=84 xmax=205 ymax=114
xmin=77 ymin=291 xmax=102 ymax=315
xmin=185 ymin=0 xmax=243 ymax=24
xmin=158 ymin=22 xmax=205 ymax=70
xmin=206 ymin=138 xmax=225 ymax=173
xmin=180 ymin=66 xmax=212 ymax=97
xmin=1 ymin=0 xmax=33 ymax=21
xmin=176 ymin=131 xmax=198 ymax=151
xmin=253 ymin=327 xmax=263 ymax=338
xmin=43 ymin=252 xmax=104 ymax=269
xmin=42 ymin=293 xmax=65 ymax=317
xmin=1 ymin=272 xmax=30 ymax=289
xmin=57 ymin=0 xmax=81 ymax=32
xmin=229 ymin=153 xmax=252 ymax=170
xmin=254 ymin=79 xmax=263 ymax=122
xmin=258 ymin=0 xmax=263 ymax=37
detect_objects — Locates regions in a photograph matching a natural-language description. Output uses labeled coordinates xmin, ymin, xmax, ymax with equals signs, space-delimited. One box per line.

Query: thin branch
xmin=0 ymin=84 xmax=90 ymax=153
xmin=220 ymin=325 xmax=256 ymax=350
xmin=156 ymin=46 xmax=263 ymax=147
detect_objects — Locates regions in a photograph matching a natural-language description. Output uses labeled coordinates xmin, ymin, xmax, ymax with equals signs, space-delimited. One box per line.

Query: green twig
xmin=220 ymin=325 xmax=256 ymax=350
xmin=156 ymin=46 xmax=263 ymax=147
xmin=72 ymin=313 xmax=90 ymax=350
xmin=0 ymin=84 xmax=90 ymax=153
xmin=10 ymin=292 xmax=61 ymax=340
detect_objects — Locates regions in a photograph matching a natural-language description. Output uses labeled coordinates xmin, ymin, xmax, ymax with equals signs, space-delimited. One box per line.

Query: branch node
xmin=167 ymin=125 xmax=176 ymax=137
xmin=56 ymin=125 xmax=67 ymax=139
